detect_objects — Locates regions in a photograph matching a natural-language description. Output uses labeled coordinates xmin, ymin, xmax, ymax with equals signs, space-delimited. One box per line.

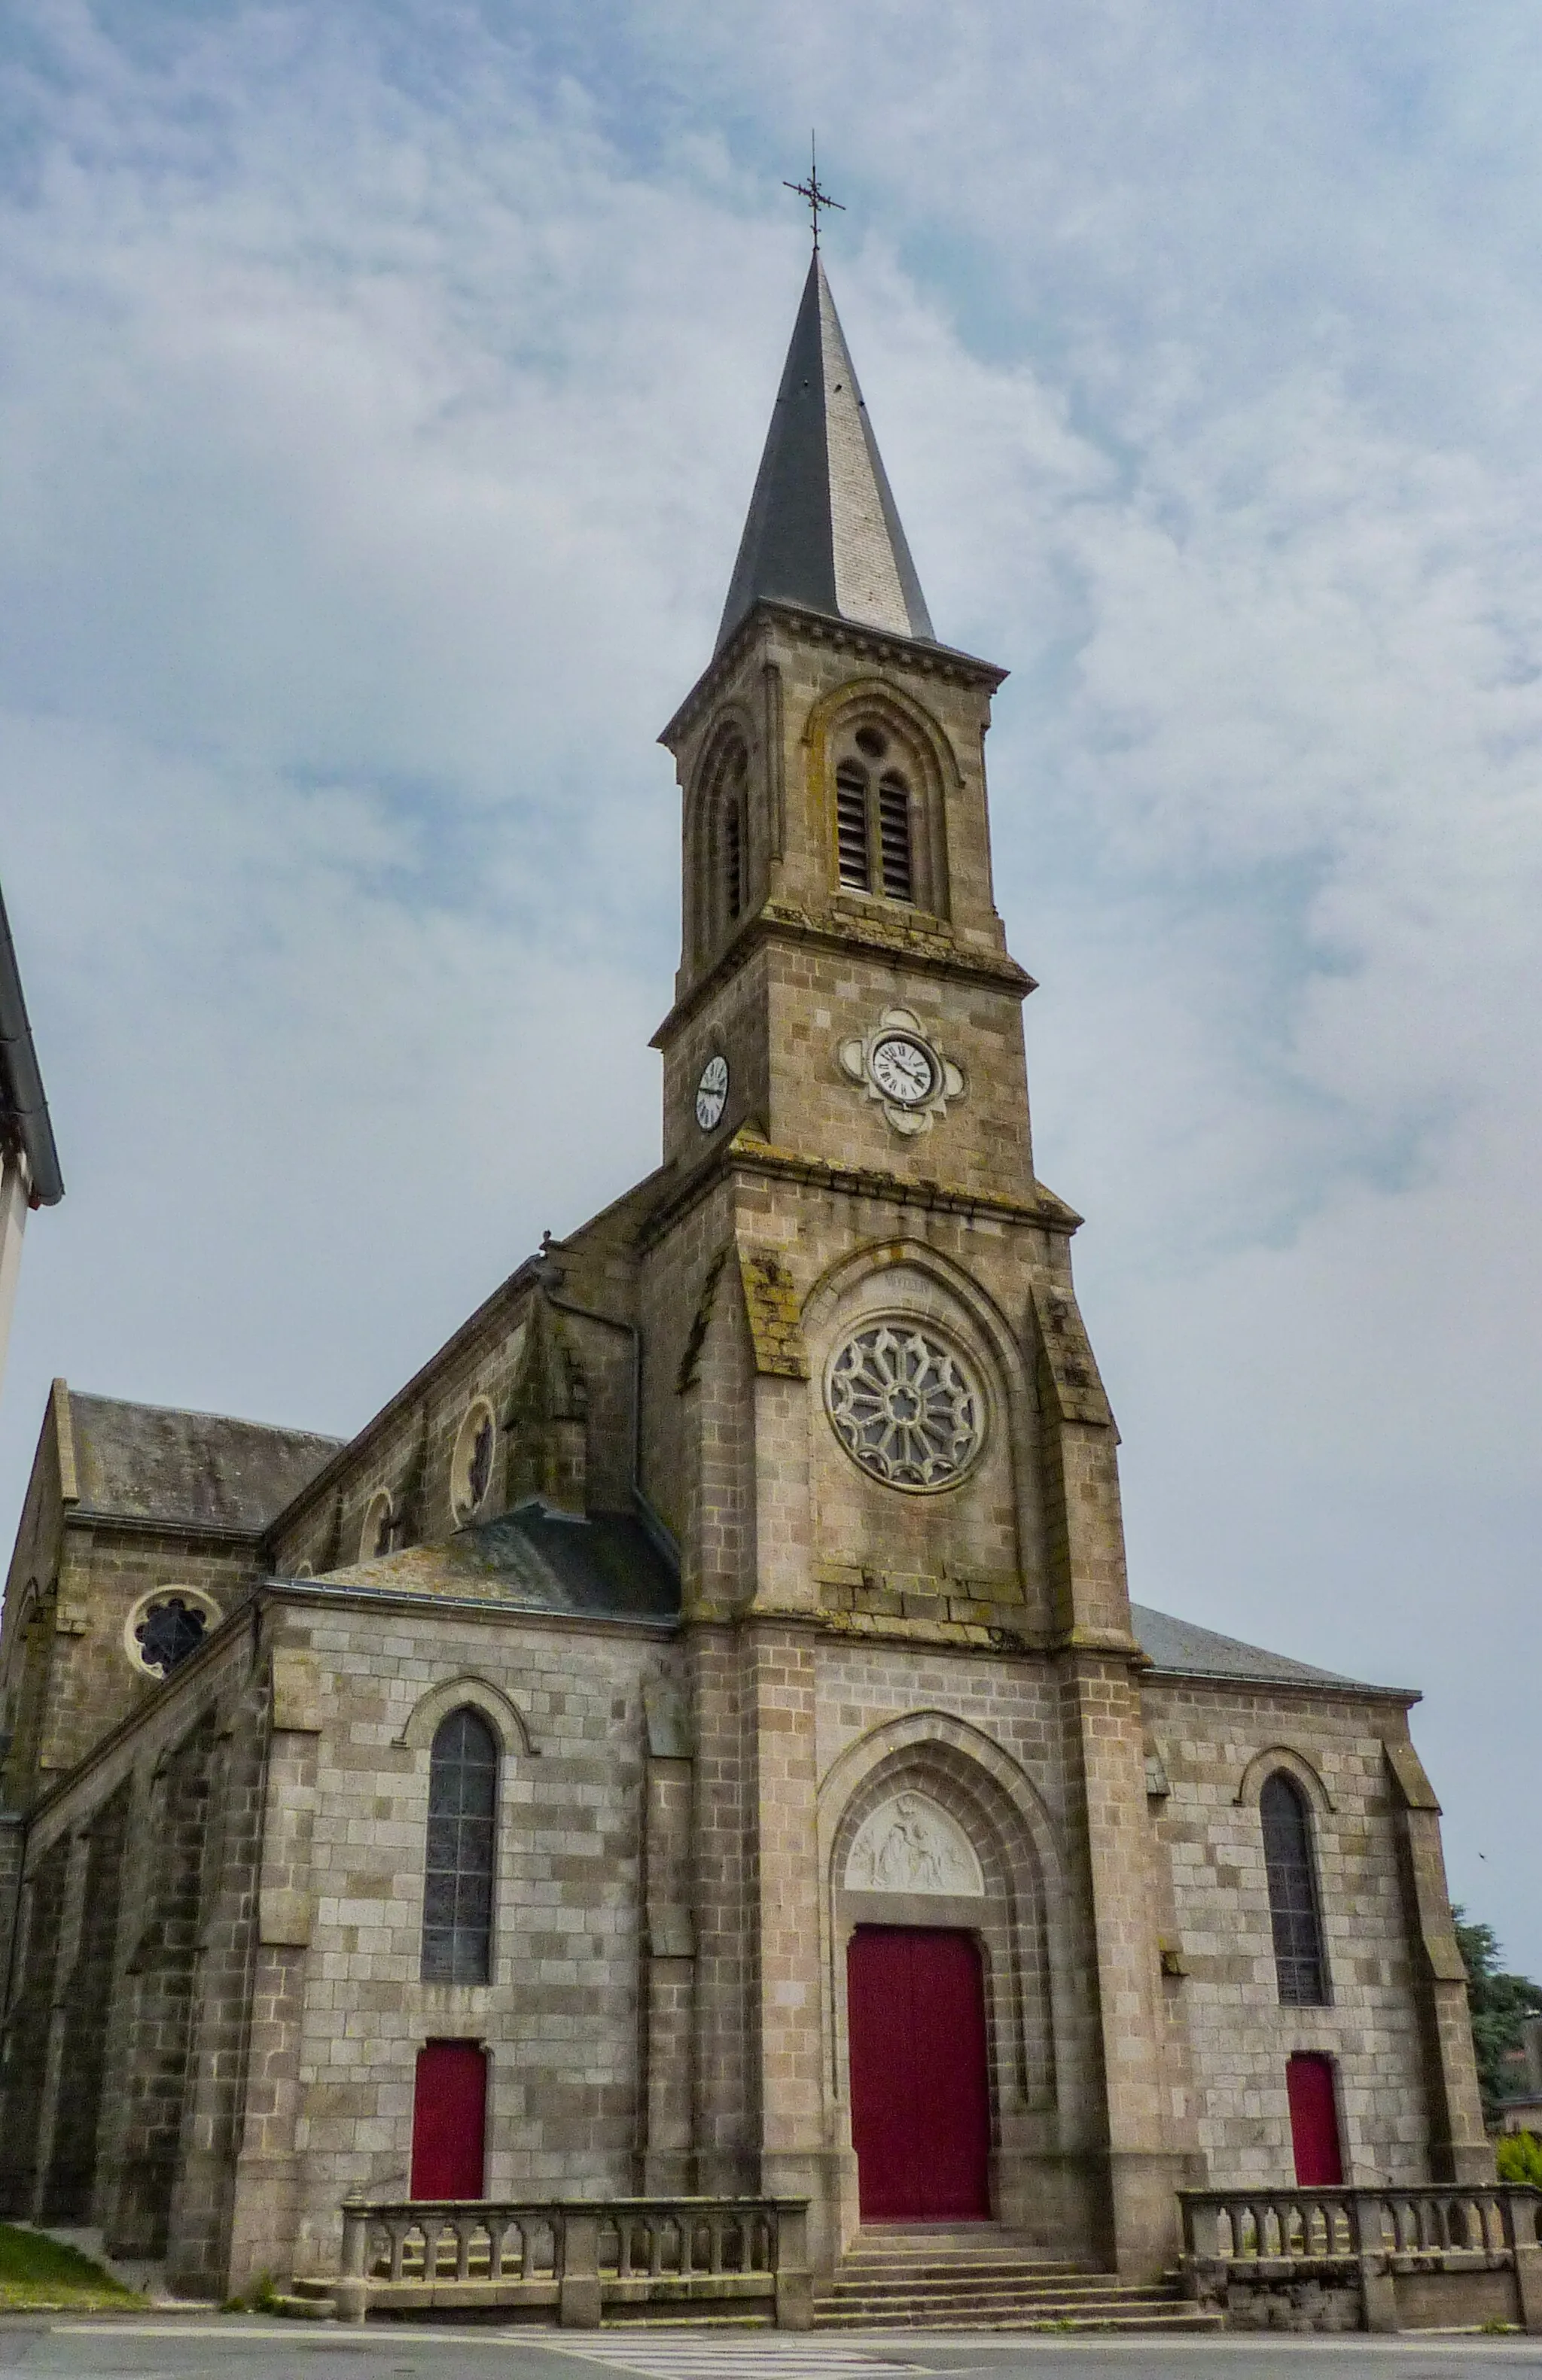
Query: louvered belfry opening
xmin=709 ymin=737 xmax=748 ymax=939
xmin=1260 ymin=1770 xmax=1329 ymax=2006
xmin=877 ymin=775 xmax=913 ymax=900
xmin=837 ymin=760 xmax=871 ymax=888
xmin=836 ymin=725 xmax=915 ymax=903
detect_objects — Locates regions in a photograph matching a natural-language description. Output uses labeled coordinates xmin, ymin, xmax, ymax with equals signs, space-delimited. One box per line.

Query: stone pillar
xmin=1058 ymin=1651 xmax=1187 ymax=2278
xmin=226 ymin=1642 xmax=324 ymax=2293
xmin=41 ymin=1785 xmax=130 ymax=2221
xmin=1384 ymin=1740 xmax=1492 ymax=2184
xmin=744 ymin=1621 xmax=823 ymax=2222
xmin=687 ymin=1624 xmax=754 ymax=2196
xmin=105 ymin=1715 xmax=215 ymax=2259
xmin=639 ymin=1676 xmax=696 ymax=2193
xmin=1033 ymin=1274 xmax=1188 ymax=2278
xmin=0 ymin=1839 xmax=66 ymax=2214
xmin=29 ymin=1827 xmax=88 ymax=2219
xmin=167 ymin=1679 xmax=274 ymax=2296
xmin=0 ymin=1810 xmax=23 ymax=1996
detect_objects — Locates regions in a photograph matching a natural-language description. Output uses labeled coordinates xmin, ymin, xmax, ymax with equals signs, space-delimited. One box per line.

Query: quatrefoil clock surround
xmin=837 ymin=1008 xmax=965 ymax=1136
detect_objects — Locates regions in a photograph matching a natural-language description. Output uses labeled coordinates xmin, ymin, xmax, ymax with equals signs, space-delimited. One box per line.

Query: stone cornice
xmin=672 ymin=1605 xmax=1421 ymax=1704
xmin=652 ymin=899 xmax=1034 ymax=1048
xmin=638 ymin=1125 xmax=1083 ymax=1252
xmin=64 ymin=1506 xmax=265 ymax=1549
xmin=261 ymin=1578 xmax=677 ymax=1639
xmin=659 ymin=598 xmax=1008 ymax=753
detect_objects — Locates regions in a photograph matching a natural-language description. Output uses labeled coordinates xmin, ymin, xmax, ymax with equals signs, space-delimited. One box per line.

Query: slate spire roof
xmin=716 ymin=251 xmax=935 ymax=653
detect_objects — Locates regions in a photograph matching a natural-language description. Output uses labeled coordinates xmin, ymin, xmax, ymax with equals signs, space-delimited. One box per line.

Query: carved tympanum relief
xmin=844 ymin=1791 xmax=985 ymax=1897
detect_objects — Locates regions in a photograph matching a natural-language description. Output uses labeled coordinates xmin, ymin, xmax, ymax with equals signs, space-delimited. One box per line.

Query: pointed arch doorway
xmin=846 ymin=1927 xmax=992 ymax=2221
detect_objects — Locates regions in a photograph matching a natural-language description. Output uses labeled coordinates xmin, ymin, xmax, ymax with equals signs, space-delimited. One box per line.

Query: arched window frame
xmin=824 ymin=703 xmax=947 ymax=918
xmin=691 ymin=726 xmax=751 ymax=963
xmin=1259 ymin=1768 xmax=1330 ymax=2007
xmin=420 ymin=1705 xmax=500 ymax=1986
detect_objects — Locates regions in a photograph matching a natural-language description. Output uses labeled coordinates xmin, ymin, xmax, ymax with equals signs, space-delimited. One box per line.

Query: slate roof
xmin=1131 ymin=1601 xmax=1402 ymax=1694
xmin=716 ymin=252 xmax=935 ymax=653
xmin=69 ymin=1392 xmax=343 ymax=1534
xmin=310 ymin=1498 xmax=679 ymax=1622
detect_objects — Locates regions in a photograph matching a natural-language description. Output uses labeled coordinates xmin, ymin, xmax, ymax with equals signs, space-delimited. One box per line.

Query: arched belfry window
xmin=833 ymin=724 xmax=915 ymax=903
xmin=1260 ymin=1770 xmax=1328 ymax=2006
xmin=705 ymin=735 xmax=748 ymax=943
xmin=422 ymin=1706 xmax=498 ymax=1984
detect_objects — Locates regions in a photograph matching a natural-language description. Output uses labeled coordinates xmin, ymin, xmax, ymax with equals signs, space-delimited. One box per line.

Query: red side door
xmin=411 ymin=2040 xmax=487 ymax=2199
xmin=1287 ymin=2053 xmax=1342 ymax=2186
xmin=847 ymin=1927 xmax=991 ymax=2221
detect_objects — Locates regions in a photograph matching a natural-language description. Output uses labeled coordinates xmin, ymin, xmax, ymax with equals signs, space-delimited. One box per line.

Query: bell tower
xmin=654 ymin=252 xmax=1035 ymax=1201
xmin=637 ymin=246 xmax=1187 ymax=2287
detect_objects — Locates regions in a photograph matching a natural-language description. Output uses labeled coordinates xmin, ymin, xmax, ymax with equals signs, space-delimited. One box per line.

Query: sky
xmin=1 ymin=0 xmax=1539 ymax=1971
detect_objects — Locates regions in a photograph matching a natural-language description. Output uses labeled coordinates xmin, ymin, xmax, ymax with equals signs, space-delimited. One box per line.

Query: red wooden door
xmin=1287 ymin=2053 xmax=1342 ymax=2186
xmin=847 ymin=1927 xmax=991 ymax=2221
xmin=411 ymin=2040 xmax=487 ymax=2199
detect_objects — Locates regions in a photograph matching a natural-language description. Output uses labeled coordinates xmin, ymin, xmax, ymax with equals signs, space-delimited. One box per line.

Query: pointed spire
xmin=716 ymin=254 xmax=935 ymax=653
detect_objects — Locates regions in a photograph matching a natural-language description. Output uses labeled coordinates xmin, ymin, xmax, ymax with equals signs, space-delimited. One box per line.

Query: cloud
xmin=0 ymin=0 xmax=1538 ymax=1964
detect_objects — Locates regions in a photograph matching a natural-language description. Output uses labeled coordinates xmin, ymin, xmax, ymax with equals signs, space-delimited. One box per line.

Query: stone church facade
xmin=0 ymin=254 xmax=1488 ymax=2302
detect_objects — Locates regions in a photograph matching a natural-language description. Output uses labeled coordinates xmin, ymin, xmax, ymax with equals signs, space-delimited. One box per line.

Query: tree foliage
xmin=1453 ymin=1907 xmax=1542 ymax=2123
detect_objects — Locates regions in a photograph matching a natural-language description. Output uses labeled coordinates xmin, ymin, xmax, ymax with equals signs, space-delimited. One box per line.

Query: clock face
xmin=695 ymin=1053 xmax=729 ymax=1132
xmin=870 ymin=1034 xmax=937 ymax=1107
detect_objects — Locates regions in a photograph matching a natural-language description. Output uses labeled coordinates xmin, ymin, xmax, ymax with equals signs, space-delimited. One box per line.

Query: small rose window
xmin=450 ymin=1398 xmax=497 ymax=1524
xmin=123 ymin=1587 xmax=221 ymax=1680
xmin=826 ymin=1322 xmax=985 ymax=1492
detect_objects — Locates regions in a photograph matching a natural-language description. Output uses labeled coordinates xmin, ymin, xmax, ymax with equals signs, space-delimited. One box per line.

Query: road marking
xmin=544 ymin=2341 xmax=935 ymax=2380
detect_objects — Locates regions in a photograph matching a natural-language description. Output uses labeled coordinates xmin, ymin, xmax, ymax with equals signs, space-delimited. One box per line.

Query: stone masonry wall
xmin=267 ymin=1593 xmax=681 ymax=2282
xmin=1145 ymin=1675 xmax=1436 ymax=2188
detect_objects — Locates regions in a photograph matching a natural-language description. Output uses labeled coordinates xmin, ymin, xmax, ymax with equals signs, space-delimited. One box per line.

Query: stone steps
xmin=812 ymin=2226 xmax=1221 ymax=2333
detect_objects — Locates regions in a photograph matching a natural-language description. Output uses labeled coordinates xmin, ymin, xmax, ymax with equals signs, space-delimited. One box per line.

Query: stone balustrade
xmin=1180 ymin=2184 xmax=1542 ymax=2334
xmin=331 ymin=2195 xmax=811 ymax=2327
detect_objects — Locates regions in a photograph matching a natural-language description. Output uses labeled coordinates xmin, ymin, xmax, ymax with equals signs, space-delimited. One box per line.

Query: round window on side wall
xmin=123 ymin=1587 xmax=222 ymax=1682
xmin=359 ymin=1490 xmax=395 ymax=1563
xmin=450 ymin=1398 xmax=498 ymax=1526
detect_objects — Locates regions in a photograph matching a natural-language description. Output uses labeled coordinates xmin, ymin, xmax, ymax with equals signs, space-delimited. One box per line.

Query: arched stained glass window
xmin=1260 ymin=1770 xmax=1328 ymax=2006
xmin=422 ymin=1707 xmax=498 ymax=1984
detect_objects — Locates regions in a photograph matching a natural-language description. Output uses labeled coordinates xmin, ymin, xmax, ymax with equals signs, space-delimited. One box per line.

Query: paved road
xmin=2 ymin=2322 xmax=1541 ymax=2380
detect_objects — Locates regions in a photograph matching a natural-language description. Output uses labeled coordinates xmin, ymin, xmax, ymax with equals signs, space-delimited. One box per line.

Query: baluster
xmin=456 ymin=2217 xmax=473 ymax=2283
xmin=648 ymin=2214 xmax=664 ymax=2278
xmin=335 ymin=2201 xmax=371 ymax=2326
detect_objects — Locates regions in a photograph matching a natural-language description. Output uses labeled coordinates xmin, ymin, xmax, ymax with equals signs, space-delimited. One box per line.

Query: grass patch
xmin=0 ymin=2225 xmax=144 ymax=2312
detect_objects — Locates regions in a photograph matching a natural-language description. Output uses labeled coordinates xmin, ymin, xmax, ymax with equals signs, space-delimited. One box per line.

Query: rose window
xmin=827 ymin=1323 xmax=984 ymax=1491
xmin=128 ymin=1593 xmax=212 ymax=1679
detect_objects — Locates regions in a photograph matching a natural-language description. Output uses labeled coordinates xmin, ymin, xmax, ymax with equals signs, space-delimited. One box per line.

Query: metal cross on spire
xmin=784 ymin=133 xmax=844 ymax=250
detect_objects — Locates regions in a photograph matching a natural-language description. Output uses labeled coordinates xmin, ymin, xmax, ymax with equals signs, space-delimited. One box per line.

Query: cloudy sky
xmin=2 ymin=1 xmax=1539 ymax=1969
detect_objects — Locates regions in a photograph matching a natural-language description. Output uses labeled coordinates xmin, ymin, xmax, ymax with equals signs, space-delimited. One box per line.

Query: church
xmin=0 ymin=244 xmax=1491 ymax=2314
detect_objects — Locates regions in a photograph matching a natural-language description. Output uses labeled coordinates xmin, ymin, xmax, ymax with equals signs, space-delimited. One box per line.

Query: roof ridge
xmin=68 ymin=1386 xmax=343 ymax=1440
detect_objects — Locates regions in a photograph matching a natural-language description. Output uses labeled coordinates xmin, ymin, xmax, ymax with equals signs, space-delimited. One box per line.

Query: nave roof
xmin=66 ymin=1389 xmax=342 ymax=1535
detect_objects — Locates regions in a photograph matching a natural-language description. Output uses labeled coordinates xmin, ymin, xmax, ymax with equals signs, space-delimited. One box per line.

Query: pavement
xmin=2 ymin=2321 xmax=1541 ymax=2380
